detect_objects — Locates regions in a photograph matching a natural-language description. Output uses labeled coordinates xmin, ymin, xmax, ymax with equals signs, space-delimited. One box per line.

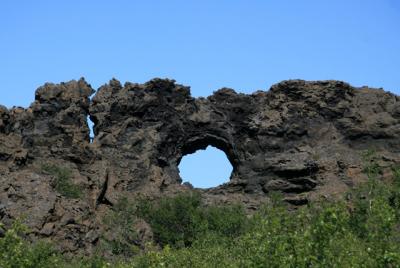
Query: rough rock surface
xmin=1 ymin=78 xmax=399 ymax=254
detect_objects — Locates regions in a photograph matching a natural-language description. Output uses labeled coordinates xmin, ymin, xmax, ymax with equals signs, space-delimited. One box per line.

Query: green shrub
xmin=137 ymin=192 xmax=207 ymax=248
xmin=0 ymin=220 xmax=62 ymax=268
xmin=101 ymin=197 xmax=139 ymax=257
xmin=137 ymin=192 xmax=248 ymax=249
xmin=361 ymin=149 xmax=382 ymax=178
xmin=390 ymin=166 xmax=400 ymax=220
xmin=131 ymin=192 xmax=400 ymax=267
xmin=202 ymin=204 xmax=248 ymax=238
xmin=130 ymin=160 xmax=400 ymax=268
xmin=42 ymin=164 xmax=82 ymax=199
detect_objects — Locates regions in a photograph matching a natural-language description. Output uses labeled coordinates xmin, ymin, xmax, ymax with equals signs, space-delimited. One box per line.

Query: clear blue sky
xmin=1 ymin=1 xmax=399 ymax=188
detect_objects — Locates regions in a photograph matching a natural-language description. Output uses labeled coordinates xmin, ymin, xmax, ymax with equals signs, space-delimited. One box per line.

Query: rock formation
xmin=0 ymin=78 xmax=399 ymax=253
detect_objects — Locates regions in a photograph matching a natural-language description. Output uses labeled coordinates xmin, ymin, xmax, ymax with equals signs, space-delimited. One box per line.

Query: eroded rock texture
xmin=1 ymin=78 xmax=399 ymax=253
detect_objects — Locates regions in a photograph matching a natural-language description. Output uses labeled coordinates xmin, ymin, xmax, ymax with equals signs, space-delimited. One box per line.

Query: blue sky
xmin=1 ymin=1 xmax=399 ymax=188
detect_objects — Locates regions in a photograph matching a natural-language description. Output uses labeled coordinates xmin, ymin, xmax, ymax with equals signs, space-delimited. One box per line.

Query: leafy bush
xmin=202 ymin=204 xmax=248 ymax=238
xmin=390 ymin=166 xmax=400 ymax=220
xmin=137 ymin=192 xmax=249 ymax=248
xmin=41 ymin=164 xmax=82 ymax=199
xmin=131 ymin=160 xmax=400 ymax=267
xmin=0 ymin=220 xmax=62 ymax=268
xmin=137 ymin=192 xmax=207 ymax=248
xmin=101 ymin=197 xmax=140 ymax=257
xmin=131 ymin=190 xmax=399 ymax=267
xmin=361 ymin=149 xmax=382 ymax=178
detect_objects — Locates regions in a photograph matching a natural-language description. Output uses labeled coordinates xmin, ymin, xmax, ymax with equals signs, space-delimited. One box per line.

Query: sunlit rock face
xmin=0 ymin=77 xmax=399 ymax=253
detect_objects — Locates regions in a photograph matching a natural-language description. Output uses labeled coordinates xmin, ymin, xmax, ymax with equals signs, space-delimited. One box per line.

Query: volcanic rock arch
xmin=0 ymin=77 xmax=399 ymax=253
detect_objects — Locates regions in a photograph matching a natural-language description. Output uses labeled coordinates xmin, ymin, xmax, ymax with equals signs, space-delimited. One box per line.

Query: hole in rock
xmin=87 ymin=115 xmax=95 ymax=143
xmin=178 ymin=146 xmax=233 ymax=189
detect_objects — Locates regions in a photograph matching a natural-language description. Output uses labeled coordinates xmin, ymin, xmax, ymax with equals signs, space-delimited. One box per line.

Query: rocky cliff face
xmin=1 ymin=78 xmax=399 ymax=254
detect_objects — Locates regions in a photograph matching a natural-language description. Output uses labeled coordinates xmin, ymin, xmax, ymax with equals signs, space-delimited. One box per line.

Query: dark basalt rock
xmin=0 ymin=77 xmax=399 ymax=253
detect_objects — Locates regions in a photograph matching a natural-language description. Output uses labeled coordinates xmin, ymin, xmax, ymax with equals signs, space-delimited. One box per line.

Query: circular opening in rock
xmin=178 ymin=145 xmax=233 ymax=189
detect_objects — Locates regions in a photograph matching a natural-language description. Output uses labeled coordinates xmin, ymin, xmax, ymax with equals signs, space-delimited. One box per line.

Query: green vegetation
xmin=138 ymin=192 xmax=207 ymax=248
xmin=131 ymin=166 xmax=400 ymax=267
xmin=137 ymin=192 xmax=248 ymax=248
xmin=101 ymin=197 xmax=140 ymax=257
xmin=0 ymin=220 xmax=61 ymax=268
xmin=1 ymin=153 xmax=399 ymax=267
xmin=41 ymin=164 xmax=82 ymax=199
